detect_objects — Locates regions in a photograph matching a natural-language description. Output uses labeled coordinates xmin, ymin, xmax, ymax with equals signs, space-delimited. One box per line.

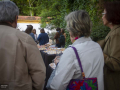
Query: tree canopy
xmin=11 ymin=0 xmax=115 ymax=47
xmin=11 ymin=0 xmax=41 ymax=16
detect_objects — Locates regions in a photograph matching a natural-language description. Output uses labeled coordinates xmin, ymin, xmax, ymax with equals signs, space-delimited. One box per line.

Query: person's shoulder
xmin=16 ymin=30 xmax=36 ymax=45
xmin=0 ymin=25 xmax=17 ymax=33
xmin=39 ymin=33 xmax=42 ymax=35
xmin=16 ymin=30 xmax=28 ymax=40
xmin=110 ymin=25 xmax=120 ymax=36
xmin=30 ymin=33 xmax=34 ymax=35
xmin=38 ymin=33 xmax=42 ymax=37
xmin=63 ymin=46 xmax=74 ymax=55
xmin=115 ymin=26 xmax=120 ymax=35
xmin=45 ymin=33 xmax=48 ymax=35
xmin=1 ymin=25 xmax=36 ymax=45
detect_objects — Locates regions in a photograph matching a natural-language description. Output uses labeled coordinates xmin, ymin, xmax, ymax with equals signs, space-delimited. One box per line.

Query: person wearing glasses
xmin=98 ymin=1 xmax=120 ymax=90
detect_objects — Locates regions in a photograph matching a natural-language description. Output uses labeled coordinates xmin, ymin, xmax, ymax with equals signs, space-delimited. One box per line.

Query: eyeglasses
xmin=102 ymin=13 xmax=106 ymax=15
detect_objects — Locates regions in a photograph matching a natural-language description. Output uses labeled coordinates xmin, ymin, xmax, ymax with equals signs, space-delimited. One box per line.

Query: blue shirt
xmin=37 ymin=33 xmax=49 ymax=45
xmin=29 ymin=33 xmax=35 ymax=40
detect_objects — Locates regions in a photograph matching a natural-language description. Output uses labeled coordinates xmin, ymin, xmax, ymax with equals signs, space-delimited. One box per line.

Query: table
xmin=40 ymin=50 xmax=56 ymax=69
xmin=40 ymin=50 xmax=56 ymax=90
xmin=44 ymin=65 xmax=54 ymax=90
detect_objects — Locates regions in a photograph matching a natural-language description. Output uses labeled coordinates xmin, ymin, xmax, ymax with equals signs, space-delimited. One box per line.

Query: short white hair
xmin=65 ymin=10 xmax=92 ymax=37
xmin=0 ymin=1 xmax=19 ymax=23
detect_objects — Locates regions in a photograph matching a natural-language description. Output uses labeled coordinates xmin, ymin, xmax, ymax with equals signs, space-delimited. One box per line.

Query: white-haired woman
xmin=48 ymin=10 xmax=104 ymax=90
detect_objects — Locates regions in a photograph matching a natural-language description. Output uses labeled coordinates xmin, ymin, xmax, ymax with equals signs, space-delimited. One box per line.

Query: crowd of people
xmin=0 ymin=1 xmax=120 ymax=90
xmin=24 ymin=24 xmax=66 ymax=48
xmin=24 ymin=25 xmax=49 ymax=45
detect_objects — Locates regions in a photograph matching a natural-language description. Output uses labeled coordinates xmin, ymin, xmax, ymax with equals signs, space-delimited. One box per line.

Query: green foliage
xmin=65 ymin=31 xmax=72 ymax=48
xmin=49 ymin=32 xmax=56 ymax=40
xmin=39 ymin=0 xmax=62 ymax=28
xmin=91 ymin=23 xmax=110 ymax=42
xmin=12 ymin=0 xmax=41 ymax=16
xmin=38 ymin=0 xmax=106 ymax=47
xmin=12 ymin=0 xmax=112 ymax=47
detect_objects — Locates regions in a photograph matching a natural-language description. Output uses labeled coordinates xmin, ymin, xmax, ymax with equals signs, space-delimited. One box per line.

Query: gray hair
xmin=65 ymin=10 xmax=92 ymax=37
xmin=0 ymin=1 xmax=19 ymax=23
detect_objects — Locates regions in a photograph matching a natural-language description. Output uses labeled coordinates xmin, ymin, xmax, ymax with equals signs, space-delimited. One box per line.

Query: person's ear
xmin=13 ymin=16 xmax=18 ymax=28
xmin=15 ymin=16 xmax=18 ymax=24
xmin=7 ymin=16 xmax=18 ymax=28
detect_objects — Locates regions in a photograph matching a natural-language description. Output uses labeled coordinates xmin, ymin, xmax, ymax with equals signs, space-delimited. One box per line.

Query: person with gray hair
xmin=0 ymin=1 xmax=19 ymax=27
xmin=0 ymin=1 xmax=46 ymax=90
xmin=48 ymin=10 xmax=104 ymax=90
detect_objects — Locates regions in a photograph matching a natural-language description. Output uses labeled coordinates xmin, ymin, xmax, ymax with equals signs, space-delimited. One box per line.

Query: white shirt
xmin=34 ymin=34 xmax=37 ymax=41
xmin=50 ymin=37 xmax=104 ymax=90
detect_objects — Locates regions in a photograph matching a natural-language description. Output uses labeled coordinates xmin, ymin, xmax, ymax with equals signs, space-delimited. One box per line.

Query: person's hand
xmin=54 ymin=56 xmax=60 ymax=65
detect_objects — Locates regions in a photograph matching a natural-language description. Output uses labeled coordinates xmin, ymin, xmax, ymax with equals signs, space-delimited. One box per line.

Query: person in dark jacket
xmin=61 ymin=28 xmax=66 ymax=48
xmin=25 ymin=25 xmax=35 ymax=41
xmin=37 ymin=28 xmax=49 ymax=45
xmin=54 ymin=27 xmax=61 ymax=48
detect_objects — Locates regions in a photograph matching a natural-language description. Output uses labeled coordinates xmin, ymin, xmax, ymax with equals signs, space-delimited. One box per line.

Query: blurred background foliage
xmin=12 ymin=0 xmax=115 ymax=47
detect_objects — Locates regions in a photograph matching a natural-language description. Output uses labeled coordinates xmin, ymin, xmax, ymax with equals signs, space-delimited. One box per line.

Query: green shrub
xmin=65 ymin=31 xmax=72 ymax=48
xmin=48 ymin=32 xmax=56 ymax=40
xmin=91 ymin=22 xmax=110 ymax=42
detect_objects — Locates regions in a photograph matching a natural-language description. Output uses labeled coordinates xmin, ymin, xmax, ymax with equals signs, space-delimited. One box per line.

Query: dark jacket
xmin=98 ymin=25 xmax=120 ymax=90
xmin=54 ymin=31 xmax=60 ymax=44
xmin=37 ymin=33 xmax=49 ymax=45
xmin=29 ymin=32 xmax=35 ymax=40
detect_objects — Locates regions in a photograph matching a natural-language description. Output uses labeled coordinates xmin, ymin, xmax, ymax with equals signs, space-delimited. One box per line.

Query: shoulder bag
xmin=66 ymin=47 xmax=98 ymax=90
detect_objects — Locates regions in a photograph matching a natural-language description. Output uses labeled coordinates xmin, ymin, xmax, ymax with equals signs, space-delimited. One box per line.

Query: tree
xmin=11 ymin=0 xmax=41 ymax=16
xmin=38 ymin=0 xmax=101 ymax=46
xmin=38 ymin=0 xmax=62 ymax=28
xmin=11 ymin=0 xmax=114 ymax=47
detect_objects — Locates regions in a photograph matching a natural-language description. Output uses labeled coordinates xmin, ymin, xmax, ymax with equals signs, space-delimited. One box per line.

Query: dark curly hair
xmin=25 ymin=25 xmax=33 ymax=34
xmin=104 ymin=1 xmax=120 ymax=25
xmin=40 ymin=28 xmax=45 ymax=33
xmin=56 ymin=27 xmax=61 ymax=32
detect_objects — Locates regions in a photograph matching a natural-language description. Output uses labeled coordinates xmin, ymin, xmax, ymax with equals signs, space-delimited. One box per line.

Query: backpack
xmin=58 ymin=32 xmax=65 ymax=44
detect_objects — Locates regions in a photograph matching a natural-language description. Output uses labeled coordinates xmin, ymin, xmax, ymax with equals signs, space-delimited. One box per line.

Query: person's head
xmin=61 ymin=28 xmax=65 ymax=34
xmin=32 ymin=29 xmax=36 ymax=34
xmin=65 ymin=10 xmax=92 ymax=43
xmin=102 ymin=1 xmax=120 ymax=27
xmin=56 ymin=27 xmax=61 ymax=32
xmin=25 ymin=25 xmax=33 ymax=34
xmin=40 ymin=28 xmax=45 ymax=33
xmin=0 ymin=1 xmax=19 ymax=28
